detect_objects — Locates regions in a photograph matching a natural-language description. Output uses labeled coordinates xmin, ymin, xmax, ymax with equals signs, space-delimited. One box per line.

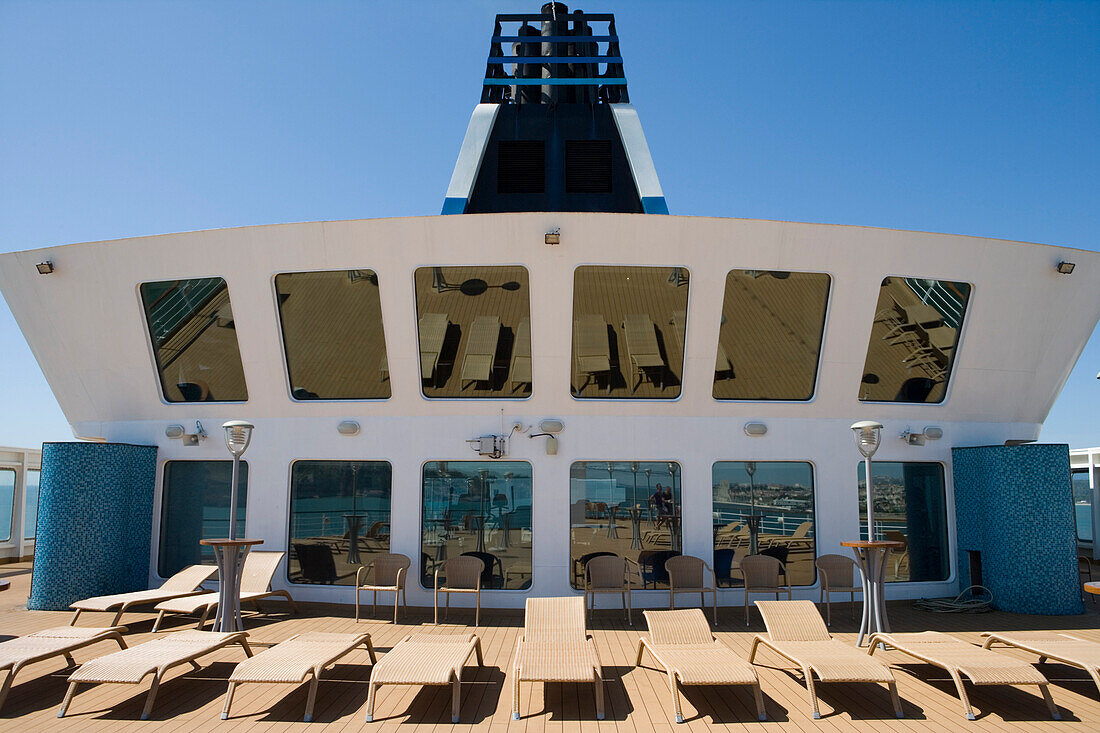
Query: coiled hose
xmin=913 ymin=585 xmax=993 ymax=613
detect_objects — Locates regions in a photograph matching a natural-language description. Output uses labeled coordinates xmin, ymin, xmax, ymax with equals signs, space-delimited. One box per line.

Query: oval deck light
xmin=744 ymin=422 xmax=767 ymax=437
xmin=337 ymin=420 xmax=360 ymax=436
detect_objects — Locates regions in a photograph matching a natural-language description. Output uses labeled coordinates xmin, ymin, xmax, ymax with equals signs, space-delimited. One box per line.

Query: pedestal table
xmin=200 ymin=538 xmax=263 ymax=633
xmin=841 ymin=540 xmax=904 ymax=647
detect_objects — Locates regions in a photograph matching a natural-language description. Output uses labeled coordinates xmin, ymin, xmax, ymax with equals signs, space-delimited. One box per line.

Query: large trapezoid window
xmin=860 ymin=277 xmax=970 ymax=403
xmin=140 ymin=277 xmax=248 ymax=402
xmin=275 ymin=270 xmax=390 ymax=400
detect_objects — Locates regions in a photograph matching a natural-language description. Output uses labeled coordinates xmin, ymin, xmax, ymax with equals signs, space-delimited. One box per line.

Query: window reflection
xmin=158 ymin=461 xmax=248 ymax=577
xmin=275 ymin=270 xmax=390 ymax=400
xmin=414 ymin=267 xmax=531 ymax=398
xmin=288 ymin=461 xmax=391 ymax=585
xmin=25 ymin=469 xmax=40 ymax=540
xmin=713 ymin=270 xmax=830 ymax=400
xmin=569 ymin=461 xmax=682 ymax=589
xmin=1073 ymin=470 xmax=1091 ymax=543
xmin=421 ymin=462 xmax=532 ymax=589
xmin=0 ymin=469 xmax=13 ymax=543
xmin=858 ymin=462 xmax=950 ymax=582
xmin=140 ymin=278 xmax=248 ymax=402
xmin=571 ymin=266 xmax=689 ymax=398
xmin=860 ymin=277 xmax=970 ymax=403
xmin=712 ymin=462 xmax=816 ymax=586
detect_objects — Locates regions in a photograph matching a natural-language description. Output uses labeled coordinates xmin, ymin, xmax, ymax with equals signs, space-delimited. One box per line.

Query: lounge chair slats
xmin=365 ymin=633 xmax=483 ymax=723
xmin=223 ymin=632 xmax=374 ymax=722
xmin=871 ymin=631 xmax=1059 ymax=720
xmin=0 ymin=626 xmax=127 ymax=711
xmin=69 ymin=564 xmax=216 ymax=625
xmin=983 ymin=631 xmax=1100 ymax=679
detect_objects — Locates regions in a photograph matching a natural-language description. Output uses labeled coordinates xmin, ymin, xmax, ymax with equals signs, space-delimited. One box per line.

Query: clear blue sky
xmin=1 ymin=0 xmax=1097 ymax=448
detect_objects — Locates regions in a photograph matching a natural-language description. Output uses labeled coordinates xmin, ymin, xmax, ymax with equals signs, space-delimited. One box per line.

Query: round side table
xmin=200 ymin=538 xmax=263 ymax=633
xmin=841 ymin=540 xmax=904 ymax=647
xmin=1084 ymin=581 xmax=1100 ymax=600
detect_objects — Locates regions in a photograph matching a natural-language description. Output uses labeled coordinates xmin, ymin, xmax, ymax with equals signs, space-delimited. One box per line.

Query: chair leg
xmin=110 ymin=609 xmax=125 ymax=626
xmin=451 ymin=675 xmax=461 ymax=723
xmin=364 ymin=680 xmax=378 ymax=722
xmin=475 ymin=591 xmax=480 ymax=627
xmin=594 ymin=671 xmax=605 ymax=720
xmin=354 ymin=587 xmax=360 ymax=622
xmin=70 ymin=609 xmax=82 ymax=625
xmin=745 ymin=593 xmax=750 ymax=626
xmin=635 ymin=639 xmax=647 ymax=666
xmin=57 ymin=681 xmax=79 ymax=718
xmin=152 ymin=610 xmax=167 ymax=632
xmin=221 ymin=681 xmax=237 ymax=720
xmin=803 ymin=666 xmax=821 ymax=719
xmin=434 ymin=587 xmax=440 ymax=625
xmin=196 ymin=605 xmax=212 ymax=629
xmin=889 ymin=681 xmax=903 ymax=718
xmin=753 ymin=682 xmax=766 ymax=721
xmin=304 ymin=675 xmax=320 ymax=722
xmin=512 ymin=672 xmax=521 ymax=719
xmin=1040 ymin=683 xmax=1060 ymax=720
xmin=668 ymin=670 xmax=684 ymax=723
xmin=393 ymin=591 xmax=399 ymax=624
xmin=0 ymin=670 xmax=14 ymax=712
xmin=373 ymin=590 xmax=377 ymax=617
xmin=141 ymin=674 xmax=162 ymax=720
xmin=825 ymin=591 xmax=831 ymax=626
xmin=711 ymin=589 xmax=718 ymax=626
xmin=627 ymin=588 xmax=632 ymax=626
xmin=948 ymin=670 xmax=976 ymax=720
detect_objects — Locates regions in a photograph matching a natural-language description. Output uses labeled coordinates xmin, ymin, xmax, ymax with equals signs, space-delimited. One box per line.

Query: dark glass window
xmin=571 ymin=266 xmax=689 ymax=399
xmin=713 ymin=270 xmax=830 ymax=400
xmin=566 ymin=140 xmax=613 ymax=193
xmin=24 ymin=469 xmax=40 ymax=540
xmin=414 ymin=266 xmax=531 ymax=398
xmin=159 ymin=461 xmax=248 ymax=577
xmin=421 ymin=461 xmax=533 ymax=589
xmin=858 ymin=462 xmax=950 ymax=582
xmin=712 ymin=461 xmax=816 ymax=586
xmin=275 ymin=270 xmax=390 ymax=400
xmin=1074 ymin=469 xmax=1092 ymax=543
xmin=288 ymin=461 xmax=392 ymax=585
xmin=140 ymin=277 xmax=248 ymax=402
xmin=569 ymin=461 xmax=682 ymax=589
xmin=0 ymin=469 xmax=13 ymax=543
xmin=498 ymin=141 xmax=545 ymax=193
xmin=860 ymin=277 xmax=971 ymax=403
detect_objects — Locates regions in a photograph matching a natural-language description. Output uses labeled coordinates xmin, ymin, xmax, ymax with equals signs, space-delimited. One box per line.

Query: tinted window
xmin=1074 ymin=469 xmax=1092 ymax=543
xmin=860 ymin=277 xmax=970 ymax=403
xmin=158 ymin=461 xmax=248 ymax=577
xmin=858 ymin=461 xmax=950 ymax=582
xmin=24 ymin=469 xmax=40 ymax=540
xmin=414 ymin=266 xmax=531 ymax=398
xmin=569 ymin=461 xmax=682 ymax=589
xmin=713 ymin=270 xmax=830 ymax=400
xmin=421 ymin=461 xmax=533 ymax=589
xmin=571 ymin=266 xmax=689 ymax=399
xmin=275 ymin=270 xmax=390 ymax=400
xmin=713 ymin=461 xmax=816 ymax=586
xmin=140 ymin=278 xmax=248 ymax=402
xmin=288 ymin=461 xmax=392 ymax=585
xmin=0 ymin=469 xmax=12 ymax=542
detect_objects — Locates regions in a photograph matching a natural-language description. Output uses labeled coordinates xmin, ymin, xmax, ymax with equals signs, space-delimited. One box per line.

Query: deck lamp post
xmin=201 ymin=420 xmax=260 ymax=633
xmin=845 ymin=420 xmax=902 ymax=647
xmin=745 ymin=461 xmax=759 ymax=555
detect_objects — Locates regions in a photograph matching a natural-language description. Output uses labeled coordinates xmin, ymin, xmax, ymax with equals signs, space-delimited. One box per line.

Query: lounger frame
xmin=0 ymin=626 xmax=127 ymax=711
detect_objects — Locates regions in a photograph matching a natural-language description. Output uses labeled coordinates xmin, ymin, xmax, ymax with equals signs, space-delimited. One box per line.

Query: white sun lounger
xmin=0 ymin=626 xmax=127 ymax=711
xmin=69 ymin=564 xmax=216 ymax=625
xmin=365 ymin=633 xmax=483 ymax=723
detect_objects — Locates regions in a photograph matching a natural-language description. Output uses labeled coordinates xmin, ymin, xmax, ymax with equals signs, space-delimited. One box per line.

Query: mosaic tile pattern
xmin=952 ymin=444 xmax=1083 ymax=615
xmin=28 ymin=442 xmax=158 ymax=610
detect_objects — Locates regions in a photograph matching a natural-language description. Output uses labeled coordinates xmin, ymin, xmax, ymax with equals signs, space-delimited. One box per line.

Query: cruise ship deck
xmin=2 ymin=566 xmax=1100 ymax=731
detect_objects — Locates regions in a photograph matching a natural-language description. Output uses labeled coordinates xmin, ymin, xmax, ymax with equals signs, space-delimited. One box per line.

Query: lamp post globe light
xmin=222 ymin=420 xmax=253 ymax=541
xmin=851 ymin=420 xmax=883 ymax=541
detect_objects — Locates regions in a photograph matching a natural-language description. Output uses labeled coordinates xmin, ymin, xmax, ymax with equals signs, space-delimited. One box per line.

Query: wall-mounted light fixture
xmin=544 ymin=228 xmax=560 ymax=245
xmin=35 ymin=261 xmax=54 ymax=274
xmin=743 ymin=422 xmax=768 ymax=437
xmin=900 ymin=428 xmax=925 ymax=446
xmin=529 ymin=418 xmax=564 ymax=455
xmin=1056 ymin=261 xmax=1075 ymax=275
xmin=337 ymin=420 xmax=360 ymax=436
xmin=165 ymin=424 xmax=185 ymax=439
xmin=923 ymin=426 xmax=943 ymax=440
xmin=851 ymin=420 xmax=883 ymax=540
xmin=222 ymin=420 xmax=254 ymax=541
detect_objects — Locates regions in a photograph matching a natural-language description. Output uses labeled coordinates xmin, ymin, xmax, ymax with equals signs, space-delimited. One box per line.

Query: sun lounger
xmin=69 ymin=564 xmax=216 ymax=625
xmin=636 ymin=609 xmax=765 ymax=722
xmin=223 ymin=632 xmax=375 ymax=722
xmin=419 ymin=313 xmax=449 ymax=382
xmin=623 ymin=313 xmax=664 ymax=392
xmin=573 ymin=315 xmax=611 ymax=394
xmin=460 ymin=315 xmax=500 ymax=389
xmin=512 ymin=596 xmax=604 ymax=720
xmin=749 ymin=599 xmax=902 ymax=719
xmin=870 ymin=631 xmax=1059 ymax=720
xmin=509 ymin=317 xmax=532 ymax=392
xmin=0 ymin=626 xmax=127 ymax=711
xmin=58 ymin=629 xmax=252 ymax=720
xmin=982 ymin=631 xmax=1100 ymax=697
xmin=364 ymin=633 xmax=483 ymax=723
xmin=152 ymin=551 xmax=295 ymax=631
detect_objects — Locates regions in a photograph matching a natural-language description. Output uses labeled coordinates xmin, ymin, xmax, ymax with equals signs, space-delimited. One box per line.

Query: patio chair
xmin=584 ymin=554 xmax=633 ymax=625
xmin=573 ymin=550 xmax=617 ymax=586
xmin=434 ymin=555 xmax=484 ymax=626
xmin=365 ymin=633 xmax=483 ymax=723
xmin=355 ymin=553 xmax=410 ymax=623
xmin=0 ymin=626 xmax=127 ymax=711
xmin=637 ymin=609 xmax=765 ymax=722
xmin=765 ymin=521 xmax=814 ymax=551
xmin=222 ymin=632 xmax=375 ymax=722
xmin=741 ymin=554 xmax=791 ymax=625
xmin=58 ymin=629 xmax=253 ymax=720
xmin=623 ymin=313 xmax=665 ymax=392
xmin=291 ymin=542 xmax=338 ymax=584
xmin=665 ymin=555 xmax=718 ymax=626
xmin=511 ymin=596 xmax=604 ymax=720
xmin=869 ymin=631 xmax=1059 ymax=720
xmin=815 ymin=554 xmax=859 ymax=625
xmin=69 ymin=564 xmax=216 ymax=625
xmin=573 ymin=315 xmax=612 ymax=394
xmin=509 ymin=317 xmax=532 ymax=393
xmin=982 ymin=631 xmax=1100 ymax=698
xmin=749 ymin=599 xmax=903 ymax=720
xmin=152 ymin=551 xmax=296 ymax=631
xmin=638 ymin=549 xmax=680 ymax=588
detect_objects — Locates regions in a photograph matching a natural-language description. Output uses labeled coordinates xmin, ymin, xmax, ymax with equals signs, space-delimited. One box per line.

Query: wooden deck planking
xmin=2 ymin=566 xmax=1100 ymax=730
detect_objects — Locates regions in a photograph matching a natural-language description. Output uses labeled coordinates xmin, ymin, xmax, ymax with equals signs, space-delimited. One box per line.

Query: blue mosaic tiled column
xmin=28 ymin=442 xmax=158 ymax=610
xmin=952 ymin=444 xmax=1083 ymax=615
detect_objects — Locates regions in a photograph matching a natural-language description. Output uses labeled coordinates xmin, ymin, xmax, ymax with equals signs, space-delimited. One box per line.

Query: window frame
xmin=1072 ymin=468 xmax=1092 ymax=544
